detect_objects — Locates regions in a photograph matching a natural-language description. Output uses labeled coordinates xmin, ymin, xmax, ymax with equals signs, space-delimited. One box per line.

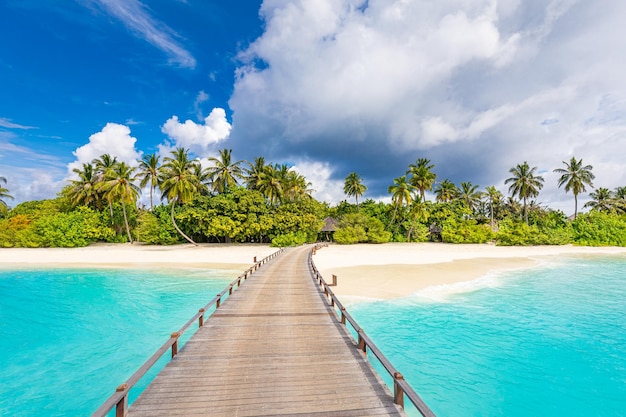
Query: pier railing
xmin=309 ymin=244 xmax=436 ymax=417
xmin=92 ymin=248 xmax=284 ymax=417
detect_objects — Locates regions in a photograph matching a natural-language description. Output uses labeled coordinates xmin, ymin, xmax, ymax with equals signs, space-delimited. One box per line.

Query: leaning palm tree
xmin=583 ymin=188 xmax=613 ymax=212
xmin=0 ymin=176 xmax=13 ymax=210
xmin=484 ymin=185 xmax=503 ymax=229
xmin=553 ymin=157 xmax=594 ymax=219
xmin=205 ymin=148 xmax=245 ymax=194
xmin=98 ymin=162 xmax=141 ymax=243
xmin=66 ymin=163 xmax=102 ymax=209
xmin=388 ymin=175 xmax=416 ymax=230
xmin=505 ymin=161 xmax=545 ymax=224
xmin=343 ymin=172 xmax=367 ymax=209
xmin=138 ymin=153 xmax=160 ymax=210
xmin=407 ymin=158 xmax=436 ymax=201
xmin=434 ymin=179 xmax=458 ymax=203
xmin=159 ymin=148 xmax=201 ymax=245
xmin=283 ymin=170 xmax=314 ymax=202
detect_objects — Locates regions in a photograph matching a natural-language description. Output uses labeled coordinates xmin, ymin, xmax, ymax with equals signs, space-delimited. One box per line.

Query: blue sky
xmin=1 ymin=0 xmax=625 ymax=213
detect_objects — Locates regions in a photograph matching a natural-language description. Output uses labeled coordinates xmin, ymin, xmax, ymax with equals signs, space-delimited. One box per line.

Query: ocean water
xmin=350 ymin=255 xmax=626 ymax=417
xmin=0 ymin=267 xmax=236 ymax=417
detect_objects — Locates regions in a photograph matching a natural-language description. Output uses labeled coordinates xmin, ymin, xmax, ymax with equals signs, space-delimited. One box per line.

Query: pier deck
xmin=127 ymin=245 xmax=406 ymax=416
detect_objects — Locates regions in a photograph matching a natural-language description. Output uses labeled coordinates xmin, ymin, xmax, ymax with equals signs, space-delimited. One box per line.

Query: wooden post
xmin=358 ymin=332 xmax=366 ymax=356
xmin=331 ymin=274 xmax=337 ymax=286
xmin=115 ymin=384 xmax=128 ymax=417
xmin=394 ymin=372 xmax=405 ymax=408
xmin=341 ymin=308 xmax=346 ymax=325
xmin=198 ymin=308 xmax=205 ymax=327
xmin=216 ymin=295 xmax=221 ymax=309
xmin=253 ymin=256 xmax=257 ymax=263
xmin=171 ymin=333 xmax=179 ymax=358
xmin=229 ymin=285 xmax=233 ymax=295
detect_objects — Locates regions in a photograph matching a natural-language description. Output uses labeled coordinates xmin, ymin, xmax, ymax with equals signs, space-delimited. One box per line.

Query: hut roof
xmin=321 ymin=217 xmax=339 ymax=232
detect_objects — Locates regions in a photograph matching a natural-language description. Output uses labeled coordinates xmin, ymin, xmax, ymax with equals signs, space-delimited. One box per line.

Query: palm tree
xmin=553 ymin=157 xmax=595 ymax=219
xmin=283 ymin=170 xmax=314 ymax=202
xmin=406 ymin=158 xmax=436 ymax=201
xmin=614 ymin=186 xmax=626 ymax=214
xmin=583 ymin=188 xmax=613 ymax=212
xmin=343 ymin=172 xmax=367 ymax=209
xmin=205 ymin=148 xmax=245 ymax=194
xmin=257 ymin=164 xmax=283 ymax=205
xmin=65 ymin=163 xmax=101 ymax=209
xmin=388 ymin=175 xmax=416 ymax=230
xmin=244 ymin=156 xmax=267 ymax=191
xmin=505 ymin=161 xmax=545 ymax=224
xmin=434 ymin=179 xmax=457 ymax=202
xmin=0 ymin=176 xmax=13 ymax=210
xmin=484 ymin=186 xmax=503 ymax=229
xmin=458 ymin=181 xmax=482 ymax=213
xmin=138 ymin=153 xmax=160 ymax=210
xmin=92 ymin=154 xmax=119 ymax=218
xmin=159 ymin=148 xmax=201 ymax=245
xmin=98 ymin=162 xmax=141 ymax=243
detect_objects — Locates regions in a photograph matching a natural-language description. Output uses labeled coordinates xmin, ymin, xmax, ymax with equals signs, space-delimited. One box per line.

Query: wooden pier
xmin=94 ymin=245 xmax=435 ymax=417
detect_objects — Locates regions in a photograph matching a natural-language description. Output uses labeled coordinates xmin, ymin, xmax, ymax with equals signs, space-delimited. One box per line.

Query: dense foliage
xmin=1 ymin=150 xmax=625 ymax=247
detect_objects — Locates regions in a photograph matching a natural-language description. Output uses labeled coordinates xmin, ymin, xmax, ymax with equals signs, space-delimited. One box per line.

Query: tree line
xmin=0 ymin=151 xmax=625 ymax=247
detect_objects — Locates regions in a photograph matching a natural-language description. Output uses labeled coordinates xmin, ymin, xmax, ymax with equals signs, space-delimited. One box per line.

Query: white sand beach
xmin=0 ymin=243 xmax=277 ymax=271
xmin=1 ymin=242 xmax=624 ymax=299
xmin=313 ymin=243 xmax=626 ymax=299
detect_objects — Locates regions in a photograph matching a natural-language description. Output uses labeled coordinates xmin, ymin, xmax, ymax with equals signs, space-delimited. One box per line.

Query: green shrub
xmin=571 ymin=211 xmax=626 ymax=246
xmin=442 ymin=219 xmax=495 ymax=243
xmin=334 ymin=213 xmax=391 ymax=244
xmin=270 ymin=231 xmax=311 ymax=247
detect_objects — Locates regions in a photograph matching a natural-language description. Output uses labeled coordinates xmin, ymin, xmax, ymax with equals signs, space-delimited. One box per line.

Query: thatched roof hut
xmin=321 ymin=217 xmax=339 ymax=232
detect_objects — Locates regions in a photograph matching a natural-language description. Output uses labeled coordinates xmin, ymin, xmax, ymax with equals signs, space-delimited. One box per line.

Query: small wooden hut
xmin=321 ymin=217 xmax=339 ymax=241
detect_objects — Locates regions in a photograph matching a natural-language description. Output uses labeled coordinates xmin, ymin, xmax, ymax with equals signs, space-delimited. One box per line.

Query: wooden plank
xmin=127 ymin=245 xmax=406 ymax=417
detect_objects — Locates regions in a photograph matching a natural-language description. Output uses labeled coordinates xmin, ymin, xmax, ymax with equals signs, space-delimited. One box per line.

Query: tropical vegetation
xmin=0 ymin=150 xmax=624 ymax=248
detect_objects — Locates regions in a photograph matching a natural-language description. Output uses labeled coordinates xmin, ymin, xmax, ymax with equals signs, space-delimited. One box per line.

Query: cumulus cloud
xmin=67 ymin=123 xmax=142 ymax=176
xmin=160 ymin=108 xmax=232 ymax=157
xmin=227 ymin=0 xmax=626 ymax=211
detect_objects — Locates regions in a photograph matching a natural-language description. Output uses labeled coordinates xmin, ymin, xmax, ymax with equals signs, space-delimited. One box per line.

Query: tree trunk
xmin=170 ymin=199 xmax=197 ymax=245
xmin=574 ymin=193 xmax=578 ymax=220
xmin=523 ymin=197 xmax=528 ymax=225
xmin=122 ymin=202 xmax=133 ymax=244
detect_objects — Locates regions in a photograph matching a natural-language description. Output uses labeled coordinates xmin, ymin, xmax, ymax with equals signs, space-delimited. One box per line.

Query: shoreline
xmin=1 ymin=242 xmax=624 ymax=299
xmin=313 ymin=243 xmax=626 ymax=300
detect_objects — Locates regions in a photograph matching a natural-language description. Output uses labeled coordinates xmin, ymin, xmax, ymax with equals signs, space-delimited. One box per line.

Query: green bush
xmin=135 ymin=211 xmax=179 ymax=245
xmin=442 ymin=219 xmax=495 ymax=243
xmin=334 ymin=213 xmax=391 ymax=244
xmin=270 ymin=231 xmax=311 ymax=247
xmin=495 ymin=219 xmax=571 ymax=246
xmin=571 ymin=211 xmax=626 ymax=246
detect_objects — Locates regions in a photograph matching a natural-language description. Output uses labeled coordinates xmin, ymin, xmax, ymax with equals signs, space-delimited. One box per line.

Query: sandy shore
xmin=1 ymin=242 xmax=624 ymax=299
xmin=0 ymin=243 xmax=277 ymax=272
xmin=313 ymin=243 xmax=626 ymax=300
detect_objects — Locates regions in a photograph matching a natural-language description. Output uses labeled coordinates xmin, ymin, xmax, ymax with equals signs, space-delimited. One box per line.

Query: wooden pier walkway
xmin=126 ymin=245 xmax=407 ymax=417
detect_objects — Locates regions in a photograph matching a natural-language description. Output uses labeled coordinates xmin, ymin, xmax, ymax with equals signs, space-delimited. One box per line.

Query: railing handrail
xmin=92 ymin=248 xmax=284 ymax=417
xmin=308 ymin=244 xmax=436 ymax=417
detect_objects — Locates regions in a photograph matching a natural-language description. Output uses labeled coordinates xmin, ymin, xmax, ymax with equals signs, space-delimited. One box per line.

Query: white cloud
xmin=160 ymin=108 xmax=232 ymax=157
xmin=67 ymin=123 xmax=142 ymax=176
xmin=291 ymin=160 xmax=345 ymax=204
xmin=87 ymin=0 xmax=196 ymax=68
xmin=0 ymin=118 xmax=36 ymax=130
xmin=227 ymin=0 xmax=626 ymax=210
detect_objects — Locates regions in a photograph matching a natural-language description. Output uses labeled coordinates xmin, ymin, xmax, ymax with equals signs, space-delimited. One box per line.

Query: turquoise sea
xmin=0 ymin=255 xmax=625 ymax=416
xmin=0 ymin=267 xmax=235 ymax=416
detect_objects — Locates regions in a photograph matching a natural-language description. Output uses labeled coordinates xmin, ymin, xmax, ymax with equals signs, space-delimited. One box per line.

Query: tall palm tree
xmin=583 ymin=188 xmax=613 ymax=212
xmin=553 ymin=157 xmax=594 ymax=219
xmin=99 ymin=162 xmax=141 ymax=243
xmin=0 ymin=176 xmax=13 ymax=210
xmin=614 ymin=186 xmax=626 ymax=214
xmin=343 ymin=172 xmax=367 ymax=209
xmin=244 ymin=156 xmax=267 ymax=191
xmin=388 ymin=175 xmax=415 ymax=230
xmin=407 ymin=158 xmax=437 ymax=201
xmin=92 ymin=154 xmax=119 ymax=218
xmin=159 ymin=148 xmax=201 ymax=245
xmin=484 ymin=185 xmax=503 ymax=229
xmin=65 ymin=163 xmax=101 ymax=209
xmin=458 ymin=181 xmax=482 ymax=213
xmin=205 ymin=148 xmax=245 ymax=194
xmin=138 ymin=153 xmax=160 ymax=210
xmin=505 ymin=161 xmax=544 ymax=224
xmin=434 ymin=179 xmax=457 ymax=202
